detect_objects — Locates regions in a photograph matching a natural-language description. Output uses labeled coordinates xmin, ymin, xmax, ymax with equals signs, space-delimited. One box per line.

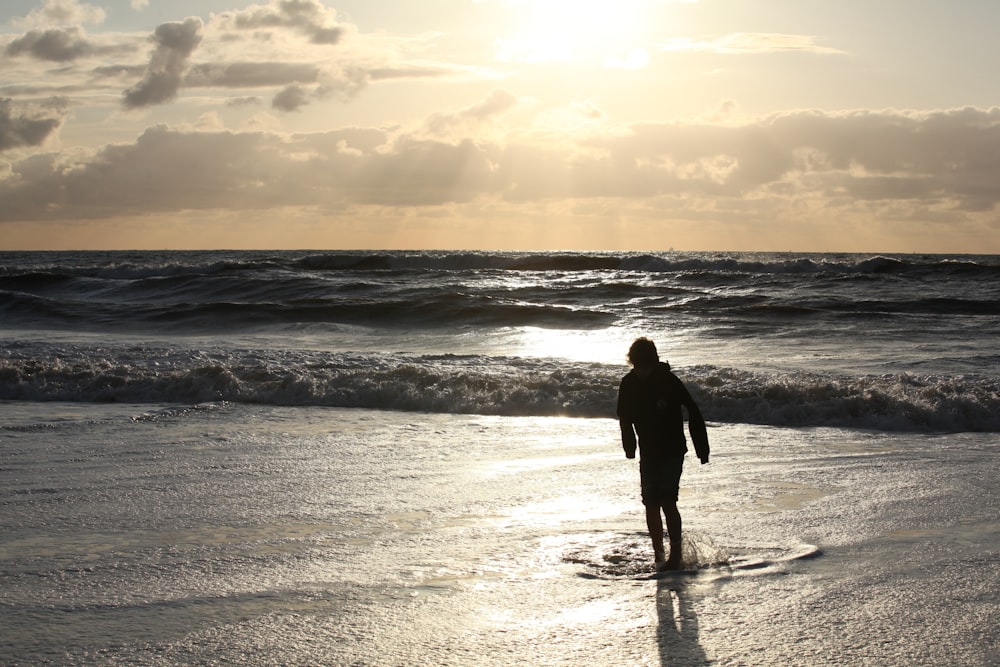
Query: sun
xmin=495 ymin=0 xmax=655 ymax=69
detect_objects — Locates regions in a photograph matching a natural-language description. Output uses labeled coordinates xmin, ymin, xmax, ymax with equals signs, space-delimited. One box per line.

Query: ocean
xmin=1 ymin=250 xmax=998 ymax=665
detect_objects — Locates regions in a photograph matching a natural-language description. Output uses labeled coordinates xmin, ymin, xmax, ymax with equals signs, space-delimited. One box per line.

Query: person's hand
xmin=625 ymin=445 xmax=636 ymax=459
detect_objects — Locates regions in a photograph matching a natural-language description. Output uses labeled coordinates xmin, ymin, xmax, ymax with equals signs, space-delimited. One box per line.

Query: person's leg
xmin=664 ymin=501 xmax=683 ymax=568
xmin=645 ymin=504 xmax=665 ymax=562
xmin=640 ymin=462 xmax=665 ymax=563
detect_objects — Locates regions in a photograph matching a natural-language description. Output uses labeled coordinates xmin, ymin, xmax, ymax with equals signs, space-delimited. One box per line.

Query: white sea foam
xmin=3 ymin=341 xmax=998 ymax=431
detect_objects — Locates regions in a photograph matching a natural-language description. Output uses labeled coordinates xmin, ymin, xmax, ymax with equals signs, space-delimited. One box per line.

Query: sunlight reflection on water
xmin=485 ymin=452 xmax=608 ymax=475
xmin=491 ymin=495 xmax=628 ymax=529
xmin=497 ymin=326 xmax=633 ymax=364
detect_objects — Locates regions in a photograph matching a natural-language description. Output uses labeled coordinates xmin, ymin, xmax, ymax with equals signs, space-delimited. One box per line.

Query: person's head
xmin=627 ymin=337 xmax=659 ymax=369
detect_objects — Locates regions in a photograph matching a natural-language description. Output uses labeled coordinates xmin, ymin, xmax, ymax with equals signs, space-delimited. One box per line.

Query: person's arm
xmin=620 ymin=419 xmax=637 ymax=458
xmin=678 ymin=379 xmax=710 ymax=464
xmin=617 ymin=380 xmax=637 ymax=459
xmin=687 ymin=404 xmax=710 ymax=464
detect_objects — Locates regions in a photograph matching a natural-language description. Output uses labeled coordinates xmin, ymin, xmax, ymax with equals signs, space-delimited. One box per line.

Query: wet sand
xmin=1 ymin=406 xmax=997 ymax=665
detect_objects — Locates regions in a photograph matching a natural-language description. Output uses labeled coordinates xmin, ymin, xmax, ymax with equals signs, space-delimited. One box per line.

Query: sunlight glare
xmin=495 ymin=0 xmax=655 ymax=68
xmin=504 ymin=327 xmax=630 ymax=364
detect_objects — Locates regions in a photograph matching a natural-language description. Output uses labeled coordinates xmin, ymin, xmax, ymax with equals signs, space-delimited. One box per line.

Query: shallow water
xmin=2 ymin=403 xmax=996 ymax=665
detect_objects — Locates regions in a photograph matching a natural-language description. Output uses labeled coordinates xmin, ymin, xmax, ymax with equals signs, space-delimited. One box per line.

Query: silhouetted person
xmin=617 ymin=337 xmax=709 ymax=570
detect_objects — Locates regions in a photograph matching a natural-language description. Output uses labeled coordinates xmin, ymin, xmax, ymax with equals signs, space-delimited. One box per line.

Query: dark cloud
xmin=5 ymin=26 xmax=94 ymax=62
xmin=272 ymin=83 xmax=311 ymax=112
xmin=263 ymin=65 xmax=372 ymax=112
xmin=1 ymin=2 xmax=459 ymax=117
xmin=586 ymin=107 xmax=1000 ymax=211
xmin=0 ymin=124 xmax=367 ymax=219
xmin=0 ymin=98 xmax=66 ymax=152
xmin=122 ymin=17 xmax=203 ymax=109
xmin=225 ymin=0 xmax=347 ymax=45
xmin=185 ymin=62 xmax=321 ymax=88
xmin=310 ymin=26 xmax=344 ymax=45
xmin=4 ymin=105 xmax=1000 ymax=225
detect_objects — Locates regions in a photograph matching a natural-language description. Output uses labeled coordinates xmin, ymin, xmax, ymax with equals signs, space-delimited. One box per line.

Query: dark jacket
xmin=617 ymin=362 xmax=709 ymax=464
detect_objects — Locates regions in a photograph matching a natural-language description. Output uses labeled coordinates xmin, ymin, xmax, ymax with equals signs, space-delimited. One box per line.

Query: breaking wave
xmin=2 ymin=345 xmax=998 ymax=433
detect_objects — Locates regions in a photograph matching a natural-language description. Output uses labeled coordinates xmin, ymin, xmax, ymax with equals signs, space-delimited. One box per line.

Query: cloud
xmin=11 ymin=0 xmax=106 ymax=29
xmin=4 ymin=105 xmax=1000 ymax=226
xmin=92 ymin=64 xmax=148 ymax=81
xmin=0 ymin=97 xmax=67 ymax=152
xmin=191 ymin=60 xmax=474 ymax=113
xmin=5 ymin=26 xmax=96 ymax=62
xmin=179 ymin=61 xmax=366 ymax=111
xmin=226 ymin=96 xmax=262 ymax=107
xmin=660 ymin=33 xmax=845 ymax=55
xmin=105 ymin=3 xmax=444 ymax=113
xmin=575 ymin=107 xmax=1000 ymax=214
xmin=2 ymin=1 xmax=480 ymax=119
xmin=423 ymin=89 xmax=519 ymax=138
xmin=272 ymin=83 xmax=310 ymax=111
xmin=185 ymin=62 xmax=321 ymax=88
xmin=218 ymin=0 xmax=349 ymax=45
xmin=122 ymin=17 xmax=204 ymax=109
xmin=3 ymin=23 xmax=138 ymax=64
xmin=457 ymin=88 xmax=519 ymax=122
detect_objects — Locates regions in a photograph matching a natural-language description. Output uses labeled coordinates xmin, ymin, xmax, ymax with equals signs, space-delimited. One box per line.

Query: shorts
xmin=639 ymin=455 xmax=684 ymax=507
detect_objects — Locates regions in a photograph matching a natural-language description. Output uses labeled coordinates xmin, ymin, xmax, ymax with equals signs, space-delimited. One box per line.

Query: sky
xmin=2 ymin=0 xmax=1000 ymax=252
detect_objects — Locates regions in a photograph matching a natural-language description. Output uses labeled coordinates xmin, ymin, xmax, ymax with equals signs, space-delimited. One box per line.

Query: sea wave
xmin=0 ymin=290 xmax=615 ymax=330
xmin=290 ymin=251 xmax=1000 ymax=277
xmin=2 ymin=346 xmax=998 ymax=433
xmin=3 ymin=250 xmax=997 ymax=335
xmin=3 ymin=250 xmax=999 ymax=279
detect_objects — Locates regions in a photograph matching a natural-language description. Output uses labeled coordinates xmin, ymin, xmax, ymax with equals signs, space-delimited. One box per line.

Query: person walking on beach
xmin=617 ymin=337 xmax=709 ymax=571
